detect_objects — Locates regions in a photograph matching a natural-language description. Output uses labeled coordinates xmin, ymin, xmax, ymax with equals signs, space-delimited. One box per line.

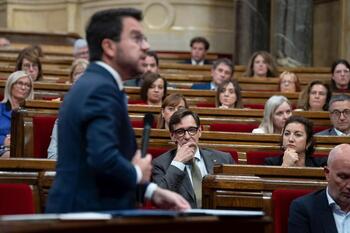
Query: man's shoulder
xmin=152 ymin=148 xmax=176 ymax=164
xmin=292 ymin=189 xmax=326 ymax=207
xmin=191 ymin=82 xmax=211 ymax=90
xmin=201 ymin=148 xmax=232 ymax=158
xmin=315 ymin=128 xmax=335 ymax=136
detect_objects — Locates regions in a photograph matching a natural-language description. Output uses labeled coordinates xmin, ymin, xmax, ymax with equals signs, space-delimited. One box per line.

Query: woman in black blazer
xmin=264 ymin=115 xmax=327 ymax=167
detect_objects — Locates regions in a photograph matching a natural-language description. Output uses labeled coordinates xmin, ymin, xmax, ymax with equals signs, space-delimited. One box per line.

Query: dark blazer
xmin=264 ymin=155 xmax=327 ymax=167
xmin=46 ymin=63 xmax=144 ymax=213
xmin=182 ymin=59 xmax=212 ymax=65
xmin=315 ymin=128 xmax=338 ymax=136
xmin=191 ymin=82 xmax=212 ymax=90
xmin=288 ymin=189 xmax=337 ymax=233
xmin=151 ymin=147 xmax=234 ymax=208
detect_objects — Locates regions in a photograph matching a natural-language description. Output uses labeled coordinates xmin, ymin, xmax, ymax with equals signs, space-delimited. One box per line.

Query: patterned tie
xmin=191 ymin=158 xmax=202 ymax=208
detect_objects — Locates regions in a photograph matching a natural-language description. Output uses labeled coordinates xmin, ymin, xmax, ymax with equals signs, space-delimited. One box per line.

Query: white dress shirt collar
xmin=95 ymin=61 xmax=124 ymax=91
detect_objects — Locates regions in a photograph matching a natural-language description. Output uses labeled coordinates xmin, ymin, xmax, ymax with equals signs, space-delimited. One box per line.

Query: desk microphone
xmin=141 ymin=113 xmax=154 ymax=158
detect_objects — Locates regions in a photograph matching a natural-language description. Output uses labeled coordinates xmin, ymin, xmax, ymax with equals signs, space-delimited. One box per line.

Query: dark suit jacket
xmin=288 ymin=189 xmax=337 ymax=233
xmin=315 ymin=128 xmax=338 ymax=136
xmin=264 ymin=155 xmax=327 ymax=167
xmin=151 ymin=147 xmax=234 ymax=208
xmin=191 ymin=82 xmax=212 ymax=90
xmin=182 ymin=59 xmax=211 ymax=65
xmin=46 ymin=63 xmax=143 ymax=213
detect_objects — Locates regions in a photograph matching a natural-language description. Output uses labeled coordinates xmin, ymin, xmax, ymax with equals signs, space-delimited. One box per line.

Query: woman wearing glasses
xmin=278 ymin=71 xmax=301 ymax=93
xmin=0 ymin=71 xmax=34 ymax=157
xmin=264 ymin=115 xmax=327 ymax=167
xmin=296 ymin=80 xmax=332 ymax=111
xmin=15 ymin=47 xmax=43 ymax=81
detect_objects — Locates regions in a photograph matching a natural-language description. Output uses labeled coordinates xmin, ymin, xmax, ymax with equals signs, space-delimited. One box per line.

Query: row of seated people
xmin=1 ymin=41 xmax=348 ymax=92
xmin=2 ymin=69 xmax=348 ymax=159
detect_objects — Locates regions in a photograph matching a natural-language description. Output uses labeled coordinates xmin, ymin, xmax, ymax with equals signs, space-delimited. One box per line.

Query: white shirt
xmin=191 ymin=59 xmax=204 ymax=66
xmin=95 ymin=61 xmax=158 ymax=200
xmin=326 ymin=187 xmax=350 ymax=233
xmin=334 ymin=128 xmax=350 ymax=136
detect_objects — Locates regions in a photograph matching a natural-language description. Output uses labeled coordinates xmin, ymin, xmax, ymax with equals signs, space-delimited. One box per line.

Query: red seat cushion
xmin=33 ymin=115 xmax=57 ymax=158
xmin=128 ymin=99 xmax=147 ymax=105
xmin=243 ymin=103 xmax=265 ymax=109
xmin=246 ymin=151 xmax=281 ymax=165
xmin=0 ymin=184 xmax=35 ymax=215
xmin=272 ymin=189 xmax=312 ymax=233
xmin=220 ymin=149 xmax=239 ymax=163
xmin=210 ymin=123 xmax=259 ymax=133
xmin=313 ymin=125 xmax=330 ymax=134
xmin=131 ymin=119 xmax=157 ymax=128
xmin=196 ymin=102 xmax=215 ymax=108
xmin=147 ymin=147 xmax=169 ymax=159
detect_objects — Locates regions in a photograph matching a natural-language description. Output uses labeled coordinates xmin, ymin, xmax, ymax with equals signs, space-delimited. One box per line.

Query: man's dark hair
xmin=86 ymin=8 xmax=142 ymax=61
xmin=190 ymin=36 xmax=210 ymax=51
xmin=169 ymin=108 xmax=200 ymax=132
xmin=145 ymin=50 xmax=159 ymax=66
xmin=329 ymin=94 xmax=350 ymax=109
xmin=212 ymin=58 xmax=234 ymax=76
xmin=281 ymin=115 xmax=315 ymax=156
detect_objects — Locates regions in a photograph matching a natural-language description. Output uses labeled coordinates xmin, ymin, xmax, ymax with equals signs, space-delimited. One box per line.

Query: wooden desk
xmin=0 ymin=214 xmax=270 ymax=233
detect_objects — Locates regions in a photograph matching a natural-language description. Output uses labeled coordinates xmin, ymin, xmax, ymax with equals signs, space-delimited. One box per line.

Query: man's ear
xmin=198 ymin=126 xmax=202 ymax=138
xmin=170 ymin=132 xmax=177 ymax=144
xmin=101 ymin=38 xmax=116 ymax=58
xmin=324 ymin=166 xmax=330 ymax=182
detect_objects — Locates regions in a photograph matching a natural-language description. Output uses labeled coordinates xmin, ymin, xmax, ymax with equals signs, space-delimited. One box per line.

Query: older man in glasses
xmin=316 ymin=94 xmax=350 ymax=136
xmin=152 ymin=108 xmax=234 ymax=208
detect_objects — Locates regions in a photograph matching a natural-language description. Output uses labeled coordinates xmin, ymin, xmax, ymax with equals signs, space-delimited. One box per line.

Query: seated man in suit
xmin=152 ymin=108 xmax=234 ymax=208
xmin=288 ymin=143 xmax=350 ymax=233
xmin=124 ymin=50 xmax=159 ymax=87
xmin=191 ymin=58 xmax=234 ymax=90
xmin=316 ymin=94 xmax=350 ymax=136
xmin=184 ymin=36 xmax=211 ymax=65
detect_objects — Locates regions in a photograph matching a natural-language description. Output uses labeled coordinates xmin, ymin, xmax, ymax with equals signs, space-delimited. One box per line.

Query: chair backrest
xmin=209 ymin=123 xmax=259 ymax=133
xmin=272 ymin=189 xmax=313 ymax=233
xmin=32 ymin=115 xmax=57 ymax=158
xmin=243 ymin=103 xmax=265 ymax=109
xmin=147 ymin=146 xmax=170 ymax=159
xmin=246 ymin=151 xmax=281 ymax=165
xmin=220 ymin=149 xmax=239 ymax=163
xmin=196 ymin=102 xmax=215 ymax=108
xmin=0 ymin=183 xmax=35 ymax=215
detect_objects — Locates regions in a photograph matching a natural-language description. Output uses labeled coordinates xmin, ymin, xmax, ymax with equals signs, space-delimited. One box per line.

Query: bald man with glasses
xmin=316 ymin=94 xmax=350 ymax=136
xmin=152 ymin=108 xmax=234 ymax=208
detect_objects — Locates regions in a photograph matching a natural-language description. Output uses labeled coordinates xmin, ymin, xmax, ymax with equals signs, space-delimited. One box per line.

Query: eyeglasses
xmin=330 ymin=109 xmax=350 ymax=118
xmin=173 ymin=127 xmax=199 ymax=137
xmin=22 ymin=63 xmax=38 ymax=70
xmin=131 ymin=33 xmax=148 ymax=46
xmin=14 ymin=81 xmax=31 ymax=89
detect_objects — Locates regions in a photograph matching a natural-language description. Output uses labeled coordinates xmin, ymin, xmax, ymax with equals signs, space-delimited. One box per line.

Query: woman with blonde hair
xmin=278 ymin=71 xmax=301 ymax=93
xmin=69 ymin=58 xmax=89 ymax=83
xmin=0 ymin=71 xmax=34 ymax=157
xmin=244 ymin=51 xmax=278 ymax=78
xmin=252 ymin=95 xmax=292 ymax=134
xmin=157 ymin=93 xmax=188 ymax=129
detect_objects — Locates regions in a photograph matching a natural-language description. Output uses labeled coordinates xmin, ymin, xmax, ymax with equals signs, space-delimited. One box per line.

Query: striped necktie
xmin=191 ymin=158 xmax=202 ymax=208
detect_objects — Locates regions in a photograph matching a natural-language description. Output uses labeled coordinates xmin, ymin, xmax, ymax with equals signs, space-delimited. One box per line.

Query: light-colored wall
xmin=0 ymin=0 xmax=348 ymax=65
xmin=0 ymin=0 xmax=234 ymax=54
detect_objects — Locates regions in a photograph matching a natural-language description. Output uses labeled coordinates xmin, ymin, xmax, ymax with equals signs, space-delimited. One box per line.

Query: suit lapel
xmin=201 ymin=149 xmax=215 ymax=173
xmin=169 ymin=149 xmax=196 ymax=204
xmin=318 ymin=190 xmax=338 ymax=233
